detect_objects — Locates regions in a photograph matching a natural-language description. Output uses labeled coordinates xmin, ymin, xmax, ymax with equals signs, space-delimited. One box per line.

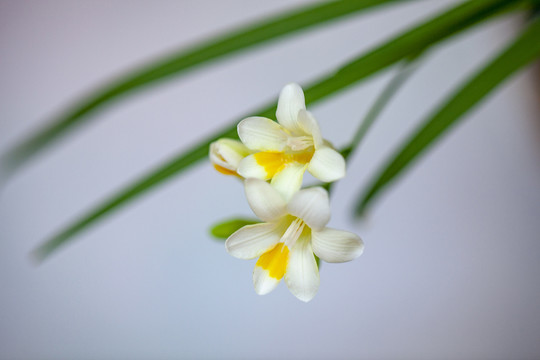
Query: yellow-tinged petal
xmin=270 ymin=162 xmax=307 ymax=202
xmin=253 ymin=152 xmax=288 ymax=179
xmin=254 ymin=151 xmax=313 ymax=178
xmin=253 ymin=242 xmax=290 ymax=295
xmin=239 ymin=151 xmax=313 ymax=181
xmin=209 ymin=139 xmax=250 ymax=175
xmin=237 ymin=154 xmax=268 ymax=180
xmin=291 ymin=151 xmax=314 ymax=164
xmin=213 ymin=164 xmax=241 ymax=177
xmin=256 ymin=242 xmax=290 ymax=280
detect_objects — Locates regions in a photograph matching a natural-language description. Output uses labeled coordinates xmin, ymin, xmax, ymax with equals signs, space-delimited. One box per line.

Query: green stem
xmin=341 ymin=54 xmax=423 ymax=161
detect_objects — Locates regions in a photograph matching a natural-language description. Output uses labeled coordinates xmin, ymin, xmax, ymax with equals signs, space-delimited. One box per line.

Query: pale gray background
xmin=1 ymin=0 xmax=539 ymax=359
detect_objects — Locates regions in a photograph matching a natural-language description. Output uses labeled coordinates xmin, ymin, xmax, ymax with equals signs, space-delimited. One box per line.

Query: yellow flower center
xmin=253 ymin=151 xmax=313 ymax=178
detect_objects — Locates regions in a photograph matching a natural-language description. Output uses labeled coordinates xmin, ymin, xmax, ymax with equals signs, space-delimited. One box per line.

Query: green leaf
xmin=210 ymin=218 xmax=259 ymax=239
xmin=341 ymin=53 xmax=423 ymax=161
xmin=356 ymin=15 xmax=540 ymax=215
xmin=2 ymin=0 xmax=404 ymax=175
xmin=323 ymin=54 xmax=423 ymax=195
xmin=33 ymin=0 xmax=522 ymax=262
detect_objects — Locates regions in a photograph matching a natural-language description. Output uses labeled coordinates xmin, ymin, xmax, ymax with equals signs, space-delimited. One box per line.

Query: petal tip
xmin=311 ymin=228 xmax=364 ymax=263
xmin=276 ymin=83 xmax=306 ymax=131
xmin=282 ymin=82 xmax=303 ymax=93
xmin=295 ymin=292 xmax=316 ymax=303
xmin=253 ymin=266 xmax=280 ymax=295
xmin=308 ymin=147 xmax=346 ymax=182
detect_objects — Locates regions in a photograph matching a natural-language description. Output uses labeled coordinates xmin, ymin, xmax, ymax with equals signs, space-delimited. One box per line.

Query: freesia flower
xmin=237 ymin=83 xmax=346 ymax=200
xmin=226 ymin=178 xmax=364 ymax=302
xmin=209 ymin=139 xmax=251 ymax=177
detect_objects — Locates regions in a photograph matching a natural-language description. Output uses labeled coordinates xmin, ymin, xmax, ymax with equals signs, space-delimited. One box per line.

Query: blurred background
xmin=1 ymin=0 xmax=540 ymax=359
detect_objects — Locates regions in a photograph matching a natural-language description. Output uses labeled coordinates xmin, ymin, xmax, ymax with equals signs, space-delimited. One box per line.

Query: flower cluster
xmin=210 ymin=83 xmax=363 ymax=302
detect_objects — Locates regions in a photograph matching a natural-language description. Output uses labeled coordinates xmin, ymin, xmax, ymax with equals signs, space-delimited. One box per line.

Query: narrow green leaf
xmin=341 ymin=54 xmax=423 ymax=161
xmin=2 ymin=0 xmax=405 ymax=175
xmin=210 ymin=218 xmax=260 ymax=239
xmin=324 ymin=54 xmax=422 ymax=195
xmin=356 ymin=15 xmax=540 ymax=215
xmin=33 ymin=0 xmax=522 ymax=262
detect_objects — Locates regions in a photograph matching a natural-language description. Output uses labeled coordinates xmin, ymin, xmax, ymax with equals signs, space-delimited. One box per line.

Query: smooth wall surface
xmin=1 ymin=1 xmax=540 ymax=359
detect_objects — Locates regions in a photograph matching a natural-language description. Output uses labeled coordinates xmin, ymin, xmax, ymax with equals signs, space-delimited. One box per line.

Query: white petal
xmin=284 ymin=235 xmax=319 ymax=302
xmin=297 ymin=110 xmax=323 ymax=148
xmin=311 ymin=228 xmax=364 ymax=263
xmin=244 ymin=178 xmax=287 ymax=222
xmin=237 ymin=154 xmax=269 ymax=180
xmin=276 ymin=83 xmax=305 ymax=133
xmin=270 ymin=162 xmax=307 ymax=202
xmin=287 ymin=187 xmax=330 ymax=230
xmin=225 ymin=223 xmax=281 ymax=260
xmin=238 ymin=117 xmax=288 ymax=151
xmin=307 ymin=146 xmax=346 ymax=182
xmin=209 ymin=139 xmax=250 ymax=171
xmin=253 ymin=266 xmax=281 ymax=295
xmin=252 ymin=242 xmax=290 ymax=295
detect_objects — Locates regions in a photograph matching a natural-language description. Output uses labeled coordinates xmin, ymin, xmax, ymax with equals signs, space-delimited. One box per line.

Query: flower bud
xmin=209 ymin=139 xmax=250 ymax=176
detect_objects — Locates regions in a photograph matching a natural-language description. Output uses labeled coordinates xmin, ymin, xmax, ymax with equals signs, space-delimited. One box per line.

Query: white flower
xmin=225 ymin=178 xmax=364 ymax=302
xmin=237 ymin=83 xmax=346 ymax=200
xmin=209 ymin=139 xmax=251 ymax=176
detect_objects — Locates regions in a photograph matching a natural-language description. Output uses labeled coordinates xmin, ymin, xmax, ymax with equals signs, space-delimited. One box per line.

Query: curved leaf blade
xmin=33 ymin=0 xmax=522 ymax=262
xmin=356 ymin=15 xmax=540 ymax=215
xmin=2 ymin=0 xmax=404 ymax=175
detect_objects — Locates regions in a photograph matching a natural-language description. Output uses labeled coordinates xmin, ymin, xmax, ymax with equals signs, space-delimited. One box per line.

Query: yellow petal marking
xmin=291 ymin=151 xmax=313 ymax=165
xmin=213 ymin=164 xmax=241 ymax=177
xmin=256 ymin=243 xmax=290 ymax=280
xmin=253 ymin=152 xmax=287 ymax=178
xmin=254 ymin=151 xmax=314 ymax=178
